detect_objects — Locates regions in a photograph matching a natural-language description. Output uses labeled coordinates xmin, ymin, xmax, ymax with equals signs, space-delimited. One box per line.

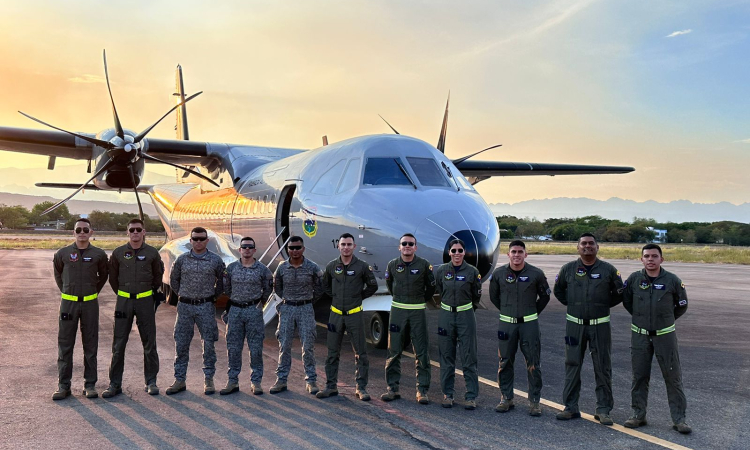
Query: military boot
xmin=145 ymin=383 xmax=159 ymax=395
xmin=251 ymin=383 xmax=263 ymax=395
xmin=595 ymin=413 xmax=614 ymax=426
xmin=441 ymin=395 xmax=454 ymax=408
xmin=495 ymin=398 xmax=514 ymax=413
xmin=270 ymin=380 xmax=287 ymax=394
xmin=556 ymin=410 xmax=581 ymax=420
xmin=220 ymin=381 xmax=239 ymax=395
xmin=673 ymin=422 xmax=692 ymax=434
xmin=316 ymin=387 xmax=339 ymax=398
xmin=102 ymin=385 xmax=122 ymax=398
xmin=306 ymin=382 xmax=319 ymax=395
xmin=416 ymin=391 xmax=429 ymax=405
xmin=464 ymin=399 xmax=477 ymax=410
xmin=623 ymin=417 xmax=647 ymax=428
xmin=529 ymin=401 xmax=542 ymax=417
xmin=204 ymin=378 xmax=215 ymax=395
xmin=166 ymin=380 xmax=186 ymax=395
xmin=355 ymin=387 xmax=371 ymax=401
xmin=380 ymin=389 xmax=401 ymax=402
xmin=83 ymin=386 xmax=99 ymax=399
xmin=52 ymin=388 xmax=71 ymax=401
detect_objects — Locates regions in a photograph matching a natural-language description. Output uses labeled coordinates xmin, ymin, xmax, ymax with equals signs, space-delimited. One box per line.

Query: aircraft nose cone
xmin=443 ymin=230 xmax=495 ymax=279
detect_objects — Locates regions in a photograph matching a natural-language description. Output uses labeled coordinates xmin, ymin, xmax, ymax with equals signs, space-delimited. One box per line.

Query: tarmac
xmin=1 ymin=249 xmax=748 ymax=450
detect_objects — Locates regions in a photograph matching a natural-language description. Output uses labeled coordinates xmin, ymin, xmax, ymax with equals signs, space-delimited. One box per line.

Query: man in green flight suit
xmin=623 ymin=244 xmax=691 ymax=434
xmin=380 ymin=233 xmax=436 ymax=404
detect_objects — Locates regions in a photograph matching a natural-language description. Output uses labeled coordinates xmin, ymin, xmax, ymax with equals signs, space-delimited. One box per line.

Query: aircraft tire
xmin=369 ymin=311 xmax=389 ymax=349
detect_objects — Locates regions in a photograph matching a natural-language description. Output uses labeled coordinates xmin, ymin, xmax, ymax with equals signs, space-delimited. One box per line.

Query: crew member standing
xmin=554 ymin=233 xmax=624 ymax=425
xmin=52 ymin=218 xmax=109 ymax=400
xmin=270 ymin=236 xmax=324 ymax=395
xmin=435 ymin=239 xmax=482 ymax=410
xmin=623 ymin=244 xmax=691 ymax=434
xmin=220 ymin=236 xmax=273 ymax=396
xmin=166 ymin=227 xmax=225 ymax=395
xmin=489 ymin=240 xmax=550 ymax=416
xmin=316 ymin=233 xmax=378 ymax=401
xmin=103 ymin=218 xmax=165 ymax=398
xmin=380 ymin=233 xmax=436 ymax=404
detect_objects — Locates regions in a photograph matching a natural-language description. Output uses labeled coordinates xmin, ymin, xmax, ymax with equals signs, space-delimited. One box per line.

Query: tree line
xmin=0 ymin=202 xmax=165 ymax=233
xmin=496 ymin=215 xmax=750 ymax=246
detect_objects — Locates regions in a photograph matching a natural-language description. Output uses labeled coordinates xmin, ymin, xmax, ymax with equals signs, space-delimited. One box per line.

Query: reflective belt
xmin=61 ymin=293 xmax=98 ymax=302
xmin=391 ymin=301 xmax=426 ymax=310
xmin=117 ymin=290 xmax=154 ymax=299
xmin=631 ymin=323 xmax=675 ymax=336
xmin=566 ymin=313 xmax=610 ymax=326
xmin=331 ymin=305 xmax=363 ymax=315
xmin=441 ymin=302 xmax=473 ymax=312
xmin=500 ymin=313 xmax=538 ymax=324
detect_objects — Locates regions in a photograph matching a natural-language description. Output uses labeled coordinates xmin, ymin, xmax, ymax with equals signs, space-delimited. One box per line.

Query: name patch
xmin=590 ymin=273 xmax=601 ymax=279
xmin=410 ymin=269 xmax=420 ymax=275
xmin=456 ymin=275 xmax=466 ymax=281
xmin=519 ymin=276 xmax=529 ymax=282
xmin=346 ymin=270 xmax=355 ymax=276
xmin=137 ymin=255 xmax=146 ymax=261
xmin=654 ymin=284 xmax=665 ymax=290
xmin=83 ymin=257 xmax=92 ymax=262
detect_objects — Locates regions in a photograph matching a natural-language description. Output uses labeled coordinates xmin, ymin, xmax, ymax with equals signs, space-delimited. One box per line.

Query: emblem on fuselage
xmin=303 ymin=206 xmax=318 ymax=238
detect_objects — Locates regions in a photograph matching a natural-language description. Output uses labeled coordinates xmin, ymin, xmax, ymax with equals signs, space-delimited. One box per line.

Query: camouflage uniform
xmin=322 ymin=256 xmax=378 ymax=390
xmin=274 ymin=258 xmax=324 ymax=383
xmin=53 ymin=243 xmax=109 ymax=391
xmin=170 ymin=250 xmax=225 ymax=382
xmin=223 ymin=259 xmax=273 ymax=384
xmin=107 ymin=243 xmax=164 ymax=387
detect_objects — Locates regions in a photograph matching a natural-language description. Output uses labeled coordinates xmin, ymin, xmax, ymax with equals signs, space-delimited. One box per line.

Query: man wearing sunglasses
xmin=270 ymin=236 xmax=324 ymax=395
xmin=381 ymin=233 xmax=436 ymax=404
xmin=220 ymin=236 xmax=273 ymax=395
xmin=52 ymin=218 xmax=109 ymax=400
xmin=489 ymin=240 xmax=551 ymax=416
xmin=317 ymin=233 xmax=378 ymax=400
xmin=166 ymin=227 xmax=226 ymax=395
xmin=434 ymin=238 xmax=482 ymax=409
xmin=103 ymin=218 xmax=165 ymax=398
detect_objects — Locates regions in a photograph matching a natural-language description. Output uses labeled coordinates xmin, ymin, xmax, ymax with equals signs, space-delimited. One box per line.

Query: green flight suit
xmin=435 ymin=262 xmax=482 ymax=401
xmin=322 ymin=255 xmax=378 ymax=390
xmin=554 ymin=258 xmax=624 ymax=415
xmin=384 ymin=255 xmax=436 ymax=394
xmin=623 ymin=268 xmax=688 ymax=424
xmin=489 ymin=262 xmax=551 ymax=403
xmin=53 ymin=243 xmax=109 ymax=390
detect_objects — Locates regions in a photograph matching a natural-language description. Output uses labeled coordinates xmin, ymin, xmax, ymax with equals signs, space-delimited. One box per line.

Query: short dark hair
xmin=128 ymin=218 xmax=144 ymax=227
xmin=289 ymin=236 xmax=304 ymax=245
xmin=508 ymin=240 xmax=526 ymax=249
xmin=449 ymin=238 xmax=465 ymax=250
xmin=401 ymin=233 xmax=417 ymax=245
xmin=339 ymin=232 xmax=355 ymax=242
xmin=74 ymin=217 xmax=91 ymax=226
xmin=191 ymin=226 xmax=208 ymax=236
xmin=240 ymin=236 xmax=255 ymax=245
xmin=642 ymin=243 xmax=662 ymax=256
xmin=579 ymin=232 xmax=597 ymax=243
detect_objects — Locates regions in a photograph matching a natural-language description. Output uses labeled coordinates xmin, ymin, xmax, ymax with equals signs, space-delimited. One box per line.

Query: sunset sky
xmin=1 ymin=0 xmax=748 ymax=205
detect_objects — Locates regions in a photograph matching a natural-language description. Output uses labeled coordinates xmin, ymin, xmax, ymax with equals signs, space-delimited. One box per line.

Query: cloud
xmin=734 ymin=138 xmax=750 ymax=144
xmin=67 ymin=74 xmax=104 ymax=84
xmin=666 ymin=29 xmax=693 ymax=38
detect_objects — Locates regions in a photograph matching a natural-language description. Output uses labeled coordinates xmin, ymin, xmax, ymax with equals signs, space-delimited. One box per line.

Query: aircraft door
xmin=276 ymin=184 xmax=300 ymax=258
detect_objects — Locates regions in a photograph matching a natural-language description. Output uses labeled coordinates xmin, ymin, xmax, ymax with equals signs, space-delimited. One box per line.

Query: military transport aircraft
xmin=0 ymin=52 xmax=633 ymax=347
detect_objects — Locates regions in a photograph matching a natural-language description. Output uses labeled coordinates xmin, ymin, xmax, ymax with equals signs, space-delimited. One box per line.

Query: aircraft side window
xmin=363 ymin=158 xmax=411 ymax=186
xmin=311 ymin=159 xmax=346 ymax=196
xmin=406 ymin=157 xmax=451 ymax=187
xmin=336 ymin=158 xmax=362 ymax=194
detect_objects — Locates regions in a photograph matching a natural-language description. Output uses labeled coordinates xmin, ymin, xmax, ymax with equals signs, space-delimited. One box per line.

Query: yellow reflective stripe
xmin=117 ymin=290 xmax=154 ymax=299
xmin=61 ymin=293 xmax=98 ymax=302
xmin=499 ymin=313 xmax=538 ymax=323
xmin=631 ymin=323 xmax=676 ymax=336
xmin=566 ymin=314 xmax=610 ymax=325
xmin=441 ymin=302 xmax=473 ymax=312
xmin=331 ymin=305 xmax=363 ymax=315
xmin=391 ymin=301 xmax=426 ymax=310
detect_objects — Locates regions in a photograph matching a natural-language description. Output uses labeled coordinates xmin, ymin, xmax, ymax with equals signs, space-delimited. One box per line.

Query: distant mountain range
xmin=489 ymin=198 xmax=750 ymax=223
xmin=0 ymin=192 xmax=157 ymax=216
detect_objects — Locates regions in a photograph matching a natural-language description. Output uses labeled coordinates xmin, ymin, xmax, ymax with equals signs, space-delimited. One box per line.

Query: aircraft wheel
xmin=369 ymin=311 xmax=389 ymax=349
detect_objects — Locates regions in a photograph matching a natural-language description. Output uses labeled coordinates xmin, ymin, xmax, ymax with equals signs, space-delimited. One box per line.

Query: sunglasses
xmin=287 ymin=246 xmax=303 ymax=251
xmin=240 ymin=244 xmax=255 ymax=249
xmin=191 ymin=236 xmax=207 ymax=242
xmin=128 ymin=227 xmax=143 ymax=233
xmin=450 ymin=248 xmax=464 ymax=254
xmin=400 ymin=241 xmax=415 ymax=247
xmin=75 ymin=227 xmax=90 ymax=234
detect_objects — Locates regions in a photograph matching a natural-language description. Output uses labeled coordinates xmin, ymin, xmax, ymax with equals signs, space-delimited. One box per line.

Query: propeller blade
xmin=128 ymin=165 xmax=144 ymax=221
xmin=452 ymin=144 xmax=503 ymax=166
xmin=141 ymin=153 xmax=220 ymax=187
xmin=18 ymin=111 xmax=115 ymax=149
xmin=436 ymin=91 xmax=450 ymax=153
xmin=41 ymin=158 xmax=116 ymax=216
xmin=134 ymin=91 xmax=203 ymax=143
xmin=103 ymin=50 xmax=125 ymax=139
xmin=378 ymin=115 xmax=400 ymax=135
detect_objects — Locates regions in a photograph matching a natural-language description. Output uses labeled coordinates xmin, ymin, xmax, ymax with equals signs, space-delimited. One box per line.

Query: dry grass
xmin=0 ymin=238 xmax=162 ymax=251
xmin=526 ymin=242 xmax=750 ymax=264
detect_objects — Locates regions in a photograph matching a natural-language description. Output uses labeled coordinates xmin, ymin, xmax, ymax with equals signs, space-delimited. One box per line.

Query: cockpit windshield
xmin=406 ymin=157 xmax=451 ymax=187
xmin=363 ymin=158 xmax=412 ymax=186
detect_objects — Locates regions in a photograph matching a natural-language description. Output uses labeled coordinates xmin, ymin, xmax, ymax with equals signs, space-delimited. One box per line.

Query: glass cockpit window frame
xmin=405 ymin=157 xmax=452 ymax=187
xmin=336 ymin=158 xmax=362 ymax=194
xmin=311 ymin=159 xmax=347 ymax=196
xmin=362 ymin=157 xmax=413 ymax=186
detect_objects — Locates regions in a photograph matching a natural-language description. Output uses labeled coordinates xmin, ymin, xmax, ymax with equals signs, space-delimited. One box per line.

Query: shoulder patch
xmin=680 ymin=282 xmax=685 ymax=289
xmin=477 ymin=273 xmax=481 ymax=281
xmin=429 ymin=264 xmax=433 ymax=271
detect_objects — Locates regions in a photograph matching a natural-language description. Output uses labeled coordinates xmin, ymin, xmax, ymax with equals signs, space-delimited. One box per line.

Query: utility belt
xmin=440 ymin=302 xmax=473 ymax=313
xmin=61 ymin=293 xmax=98 ymax=302
xmin=566 ymin=313 xmax=610 ymax=326
xmin=117 ymin=289 xmax=153 ymax=299
xmin=331 ymin=305 xmax=363 ymax=315
xmin=631 ymin=323 xmax=675 ymax=336
xmin=499 ymin=313 xmax=538 ymax=324
xmin=179 ymin=296 xmax=213 ymax=305
xmin=392 ymin=300 xmax=426 ymax=310
xmin=283 ymin=299 xmax=313 ymax=306
xmin=230 ymin=299 xmax=263 ymax=308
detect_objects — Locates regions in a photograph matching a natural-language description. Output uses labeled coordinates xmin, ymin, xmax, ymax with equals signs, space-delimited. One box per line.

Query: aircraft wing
xmin=454 ymin=160 xmax=635 ymax=178
xmin=0 ymin=126 xmax=92 ymax=160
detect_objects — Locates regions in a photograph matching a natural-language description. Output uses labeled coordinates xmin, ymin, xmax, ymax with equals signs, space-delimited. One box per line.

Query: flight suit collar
xmin=576 ymin=257 xmax=601 ymax=270
xmin=639 ymin=267 xmax=665 ymax=280
xmin=336 ymin=255 xmax=359 ymax=267
xmin=398 ymin=256 xmax=418 ymax=266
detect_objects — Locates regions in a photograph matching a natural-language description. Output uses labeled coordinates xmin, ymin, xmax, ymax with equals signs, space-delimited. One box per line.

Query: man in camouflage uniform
xmin=220 ymin=236 xmax=273 ymax=395
xmin=270 ymin=236 xmax=324 ymax=395
xmin=623 ymin=244 xmax=691 ymax=434
xmin=52 ymin=218 xmax=109 ymax=400
xmin=380 ymin=233 xmax=436 ymax=404
xmin=554 ymin=233 xmax=624 ymax=425
xmin=490 ymin=240 xmax=551 ymax=416
xmin=316 ymin=233 xmax=378 ymax=401
xmin=166 ymin=226 xmax=226 ymax=395
xmin=103 ymin=218 xmax=165 ymax=398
